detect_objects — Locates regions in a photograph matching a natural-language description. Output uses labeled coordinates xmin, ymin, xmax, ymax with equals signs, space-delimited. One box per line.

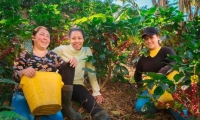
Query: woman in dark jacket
xmin=134 ymin=27 xmax=188 ymax=120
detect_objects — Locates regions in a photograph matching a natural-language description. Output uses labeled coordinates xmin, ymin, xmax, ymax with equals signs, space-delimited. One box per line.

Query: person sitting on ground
xmin=11 ymin=26 xmax=82 ymax=120
xmin=53 ymin=27 xmax=111 ymax=120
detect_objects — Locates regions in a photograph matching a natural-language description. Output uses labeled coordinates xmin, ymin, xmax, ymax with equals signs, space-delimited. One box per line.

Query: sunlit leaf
xmin=147 ymin=6 xmax=157 ymax=15
xmin=0 ymin=19 xmax=7 ymax=24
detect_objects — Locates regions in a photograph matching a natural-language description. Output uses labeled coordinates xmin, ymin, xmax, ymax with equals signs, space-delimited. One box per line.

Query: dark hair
xmin=31 ymin=26 xmax=49 ymax=46
xmin=68 ymin=27 xmax=85 ymax=39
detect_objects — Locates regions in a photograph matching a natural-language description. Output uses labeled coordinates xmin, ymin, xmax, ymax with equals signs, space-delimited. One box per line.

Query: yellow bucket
xmin=145 ymin=70 xmax=179 ymax=109
xmin=20 ymin=71 xmax=64 ymax=115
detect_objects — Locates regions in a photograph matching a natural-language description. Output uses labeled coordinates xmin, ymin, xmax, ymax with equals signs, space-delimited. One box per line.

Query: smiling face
xmin=143 ymin=34 xmax=160 ymax=50
xmin=32 ymin=27 xmax=50 ymax=50
xmin=69 ymin=30 xmax=84 ymax=50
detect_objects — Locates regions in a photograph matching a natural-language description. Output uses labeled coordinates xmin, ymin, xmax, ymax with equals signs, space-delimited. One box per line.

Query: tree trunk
xmin=195 ymin=0 xmax=200 ymax=18
xmin=179 ymin=0 xmax=184 ymax=13
xmin=152 ymin=0 xmax=157 ymax=6
xmin=184 ymin=0 xmax=193 ymax=21
xmin=179 ymin=0 xmax=184 ymax=27
xmin=100 ymin=58 xmax=113 ymax=89
xmin=188 ymin=0 xmax=193 ymax=21
xmin=157 ymin=0 xmax=168 ymax=7
xmin=194 ymin=6 xmax=199 ymax=18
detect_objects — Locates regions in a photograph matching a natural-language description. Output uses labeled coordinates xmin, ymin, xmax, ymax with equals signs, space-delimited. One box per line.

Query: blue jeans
xmin=11 ymin=92 xmax=63 ymax=120
xmin=169 ymin=108 xmax=190 ymax=120
xmin=135 ymin=90 xmax=190 ymax=120
xmin=135 ymin=90 xmax=157 ymax=114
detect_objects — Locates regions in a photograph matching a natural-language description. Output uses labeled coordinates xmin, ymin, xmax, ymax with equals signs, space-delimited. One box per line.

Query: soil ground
xmin=72 ymin=65 xmax=176 ymax=120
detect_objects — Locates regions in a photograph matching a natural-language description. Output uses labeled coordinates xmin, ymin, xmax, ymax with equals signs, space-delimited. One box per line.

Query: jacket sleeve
xmin=85 ymin=48 xmax=101 ymax=96
xmin=134 ymin=57 xmax=143 ymax=88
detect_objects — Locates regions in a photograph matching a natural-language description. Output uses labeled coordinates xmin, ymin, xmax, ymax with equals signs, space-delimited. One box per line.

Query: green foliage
xmin=0 ymin=1 xmax=27 ymax=108
xmin=61 ymin=0 xmax=120 ymax=19
xmin=0 ymin=0 xmax=30 ymax=77
xmin=0 ymin=78 xmax=17 ymax=84
xmin=0 ymin=111 xmax=27 ymax=120
xmin=29 ymin=4 xmax=62 ymax=28
xmin=0 ymin=79 xmax=17 ymax=111
xmin=142 ymin=72 xmax=175 ymax=99
xmin=28 ymin=3 xmax=71 ymax=49
xmin=74 ymin=13 xmax=139 ymax=85
xmin=171 ymin=16 xmax=200 ymax=81
xmin=130 ymin=5 xmax=184 ymax=65
xmin=19 ymin=0 xmax=65 ymax=9
xmin=0 ymin=0 xmax=199 ymax=117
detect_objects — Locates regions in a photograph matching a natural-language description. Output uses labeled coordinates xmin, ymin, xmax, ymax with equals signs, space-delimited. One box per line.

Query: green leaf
xmin=83 ymin=55 xmax=96 ymax=64
xmin=173 ymin=74 xmax=184 ymax=82
xmin=169 ymin=55 xmax=182 ymax=62
xmin=113 ymin=66 xmax=119 ymax=73
xmin=0 ymin=19 xmax=7 ymax=24
xmin=0 ymin=111 xmax=27 ymax=120
xmin=146 ymin=72 xmax=166 ymax=80
xmin=0 ymin=78 xmax=17 ymax=84
xmin=148 ymin=6 xmax=157 ymax=15
xmin=116 ymin=75 xmax=128 ymax=82
xmin=74 ymin=14 xmax=106 ymax=24
xmin=154 ymin=86 xmax=164 ymax=96
xmin=24 ymin=31 xmax=31 ymax=35
xmin=184 ymin=80 xmax=191 ymax=86
xmin=186 ymin=50 xmax=193 ymax=59
xmin=170 ymin=84 xmax=177 ymax=92
xmin=187 ymin=42 xmax=195 ymax=51
xmin=90 ymin=14 xmax=106 ymax=21
xmin=0 ymin=67 xmax=4 ymax=74
xmin=174 ymin=101 xmax=183 ymax=109
xmin=146 ymin=80 xmax=155 ymax=90
xmin=99 ymin=54 xmax=106 ymax=60
xmin=113 ymin=64 xmax=129 ymax=75
xmin=132 ymin=57 xmax=140 ymax=64
xmin=73 ymin=17 xmax=88 ymax=24
xmin=129 ymin=16 xmax=141 ymax=24
xmin=120 ymin=66 xmax=129 ymax=75
xmin=161 ymin=83 xmax=169 ymax=90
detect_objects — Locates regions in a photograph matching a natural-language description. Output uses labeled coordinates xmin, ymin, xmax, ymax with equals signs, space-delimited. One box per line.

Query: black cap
xmin=142 ymin=27 xmax=159 ymax=38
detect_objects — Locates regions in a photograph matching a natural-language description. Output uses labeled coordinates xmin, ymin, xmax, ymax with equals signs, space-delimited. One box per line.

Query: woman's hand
xmin=19 ymin=67 xmax=36 ymax=78
xmin=68 ymin=57 xmax=77 ymax=67
xmin=95 ymin=95 xmax=104 ymax=104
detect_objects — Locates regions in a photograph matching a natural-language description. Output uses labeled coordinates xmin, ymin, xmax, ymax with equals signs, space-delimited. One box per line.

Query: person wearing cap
xmin=134 ymin=27 xmax=176 ymax=89
xmin=134 ymin=27 xmax=189 ymax=120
